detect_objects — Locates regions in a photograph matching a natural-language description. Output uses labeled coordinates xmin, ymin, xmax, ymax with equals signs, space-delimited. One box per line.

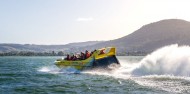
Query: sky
xmin=1 ymin=0 xmax=190 ymax=45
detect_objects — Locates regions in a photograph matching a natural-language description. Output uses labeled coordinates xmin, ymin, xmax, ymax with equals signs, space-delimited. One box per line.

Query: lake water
xmin=1 ymin=45 xmax=190 ymax=94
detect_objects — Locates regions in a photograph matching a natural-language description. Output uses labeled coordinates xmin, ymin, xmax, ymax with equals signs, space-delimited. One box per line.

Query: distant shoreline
xmin=0 ymin=51 xmax=147 ymax=56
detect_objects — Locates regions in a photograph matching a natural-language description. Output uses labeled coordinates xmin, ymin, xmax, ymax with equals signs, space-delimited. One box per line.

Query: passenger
xmin=87 ymin=52 xmax=91 ymax=58
xmin=85 ymin=50 xmax=90 ymax=59
xmin=90 ymin=52 xmax=93 ymax=56
xmin=70 ymin=55 xmax=74 ymax=61
xmin=85 ymin=50 xmax=88 ymax=59
xmin=91 ymin=49 xmax=97 ymax=55
xmin=73 ymin=55 xmax=77 ymax=61
xmin=80 ymin=52 xmax=85 ymax=60
xmin=99 ymin=49 xmax=105 ymax=54
xmin=65 ymin=54 xmax=70 ymax=60
xmin=76 ymin=54 xmax=80 ymax=60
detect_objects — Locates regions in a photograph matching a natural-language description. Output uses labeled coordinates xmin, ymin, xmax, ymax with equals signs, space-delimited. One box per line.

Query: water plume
xmin=132 ymin=44 xmax=190 ymax=76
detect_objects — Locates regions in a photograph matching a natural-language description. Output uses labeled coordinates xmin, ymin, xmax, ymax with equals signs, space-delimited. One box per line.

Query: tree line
xmin=0 ymin=51 xmax=66 ymax=56
xmin=0 ymin=51 xmax=148 ymax=56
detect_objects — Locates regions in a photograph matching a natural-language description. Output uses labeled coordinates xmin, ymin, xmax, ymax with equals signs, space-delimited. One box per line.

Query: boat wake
xmin=83 ymin=44 xmax=190 ymax=93
xmin=38 ymin=66 xmax=80 ymax=74
xmin=85 ymin=44 xmax=190 ymax=77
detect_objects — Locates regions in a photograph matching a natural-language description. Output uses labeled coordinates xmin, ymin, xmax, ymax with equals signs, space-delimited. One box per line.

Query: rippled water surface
xmin=1 ymin=48 xmax=190 ymax=94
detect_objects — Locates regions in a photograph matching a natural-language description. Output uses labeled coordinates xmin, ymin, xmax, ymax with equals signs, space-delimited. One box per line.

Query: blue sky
xmin=1 ymin=0 xmax=190 ymax=44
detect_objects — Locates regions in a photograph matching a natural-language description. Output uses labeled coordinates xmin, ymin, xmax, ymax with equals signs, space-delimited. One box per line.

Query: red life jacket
xmin=86 ymin=52 xmax=90 ymax=58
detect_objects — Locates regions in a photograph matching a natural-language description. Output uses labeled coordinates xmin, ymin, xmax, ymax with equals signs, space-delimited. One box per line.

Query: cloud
xmin=76 ymin=17 xmax=94 ymax=22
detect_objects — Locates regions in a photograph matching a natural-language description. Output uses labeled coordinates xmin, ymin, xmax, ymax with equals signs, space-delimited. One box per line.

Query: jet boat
xmin=55 ymin=47 xmax=120 ymax=70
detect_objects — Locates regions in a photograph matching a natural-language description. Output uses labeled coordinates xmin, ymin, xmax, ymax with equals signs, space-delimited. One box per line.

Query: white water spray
xmin=132 ymin=44 xmax=190 ymax=76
